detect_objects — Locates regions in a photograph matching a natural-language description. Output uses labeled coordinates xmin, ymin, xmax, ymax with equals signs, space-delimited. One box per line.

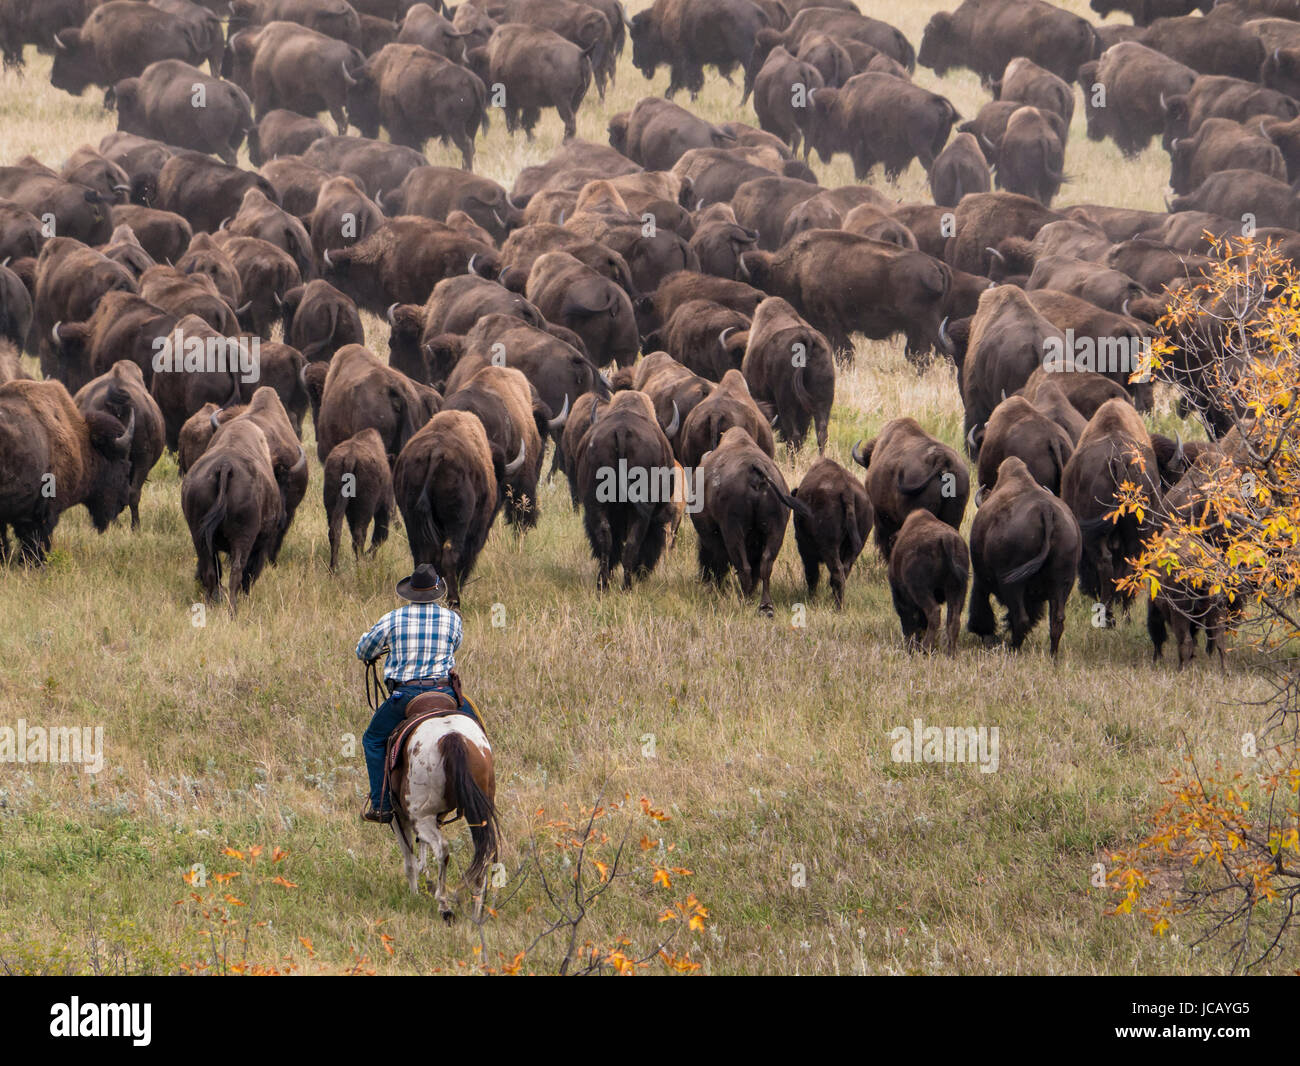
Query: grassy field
xmin=0 ymin=0 xmax=1292 ymax=975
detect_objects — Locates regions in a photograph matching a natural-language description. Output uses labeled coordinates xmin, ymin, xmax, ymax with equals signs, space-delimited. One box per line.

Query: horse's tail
xmin=440 ymin=731 xmax=499 ymax=887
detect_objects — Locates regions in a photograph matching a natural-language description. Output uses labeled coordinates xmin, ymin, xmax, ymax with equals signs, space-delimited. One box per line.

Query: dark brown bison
xmin=1169 ymin=169 xmax=1300 ymax=231
xmin=0 ymin=376 xmax=136 ymax=561
xmin=677 ymin=368 xmax=773 ymax=469
xmin=994 ymin=56 xmax=1073 ymax=125
xmin=575 ymin=389 xmax=677 ymax=589
xmin=792 ymin=456 xmax=871 ymax=607
xmin=1137 ymin=14 xmax=1264 ymax=80
xmin=644 ymin=299 xmax=750 ymax=382
xmin=1024 ymin=254 xmax=1147 ymax=317
xmin=110 ymin=205 xmax=192 ymax=266
xmin=612 ymin=97 xmax=737 ymax=171
xmin=943 ymin=191 xmax=1062 ymax=276
xmin=525 ymin=251 xmax=639 ymax=368
xmin=498 ymin=223 xmax=636 ymax=296
xmin=968 ymin=455 xmax=1081 ymax=654
xmin=919 ymin=0 xmax=1097 ymax=82
xmin=752 ymin=46 xmax=823 ymax=156
xmin=323 ymin=426 xmax=394 ymax=571
xmin=138 ymin=264 xmax=241 ymax=338
xmin=224 ymin=187 xmax=314 ymax=283
xmin=693 ymin=424 xmax=808 ymax=615
xmin=224 ymin=20 xmax=365 ymax=135
xmin=300 ymin=136 xmax=428 ymax=200
xmin=154 ymin=152 xmax=279 ymax=235
xmin=247 ymin=109 xmax=332 ymax=166
xmin=630 ymin=0 xmax=771 ymax=100
xmin=803 ymin=73 xmax=959 ymax=181
xmin=33 ymin=238 xmax=138 ymax=384
xmin=688 ymin=206 xmax=760 ymax=279
xmin=466 ymin=24 xmax=592 ymax=141
xmin=174 ymin=232 xmax=243 ymax=309
xmin=383 ymin=167 xmax=521 ymax=244
xmin=996 ymin=106 xmax=1065 ymax=206
xmin=393 ymin=409 xmax=499 ymax=607
xmin=1161 ymin=74 xmax=1300 ymax=149
xmin=398 ymin=3 xmax=470 ymax=61
xmin=110 ymin=60 xmax=254 ymax=165
xmin=230 ymin=0 xmax=363 ymax=44
xmin=60 ymin=146 xmax=132 ymax=206
xmin=0 ymin=262 xmax=32 ymax=351
xmin=308 ymin=175 xmax=384 ymax=267
xmin=746 ymin=7 xmax=916 ymax=98
xmin=72 ymin=359 xmax=165 ymax=531
xmin=0 ymin=0 xmax=95 ymax=71
xmin=280 ymin=279 xmax=364 ymax=361
xmin=321 ymin=215 xmax=497 ymax=313
xmin=51 ymin=1 xmax=212 ymax=94
xmin=852 ymin=416 xmax=968 ymax=559
xmin=973 ymin=395 xmax=1074 ymax=497
xmin=48 ymin=290 xmax=177 ymax=395
xmin=181 ymin=416 xmax=283 ymax=603
xmin=0 ymin=170 xmax=114 ymax=246
xmin=742 ymin=230 xmax=952 ymax=358
xmin=887 ymin=509 xmax=969 ymax=653
xmin=147 ymin=314 xmax=250 ymax=448
xmin=315 ymin=343 xmax=441 ymax=462
xmin=348 ymin=43 xmax=487 ymax=167
xmin=739 ymin=296 xmax=833 ymax=453
xmin=1060 ymin=398 xmax=1162 ymax=621
xmin=929 ymin=132 xmax=991 ymax=209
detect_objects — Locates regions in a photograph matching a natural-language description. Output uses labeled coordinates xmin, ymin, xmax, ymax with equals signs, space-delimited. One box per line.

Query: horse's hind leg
xmin=391 ymin=816 xmax=420 ymax=895
xmin=415 ymin=817 xmax=452 ymax=922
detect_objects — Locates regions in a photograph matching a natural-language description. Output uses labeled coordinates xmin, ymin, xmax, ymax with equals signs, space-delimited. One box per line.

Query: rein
xmin=365 ymin=657 xmax=386 ymax=714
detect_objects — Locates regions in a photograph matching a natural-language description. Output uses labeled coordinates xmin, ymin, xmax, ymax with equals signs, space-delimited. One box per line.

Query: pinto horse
xmin=387 ymin=702 xmax=499 ymax=922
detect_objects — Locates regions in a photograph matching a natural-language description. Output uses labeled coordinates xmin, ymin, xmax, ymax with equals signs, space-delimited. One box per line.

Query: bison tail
xmin=897 ymin=450 xmax=945 ymax=497
xmin=440 ymin=731 xmax=499 ymax=888
xmin=197 ymin=461 xmax=232 ymax=588
xmin=414 ymin=462 xmax=443 ymax=553
xmin=792 ymin=355 xmax=815 ymax=413
xmin=759 ymin=468 xmax=812 ymax=519
xmin=842 ymin=489 xmax=865 ymax=559
xmin=1000 ymin=504 xmax=1053 ymax=586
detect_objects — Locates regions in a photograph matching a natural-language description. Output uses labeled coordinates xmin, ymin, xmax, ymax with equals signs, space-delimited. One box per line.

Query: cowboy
xmin=355 ymin=563 xmax=480 ymax=824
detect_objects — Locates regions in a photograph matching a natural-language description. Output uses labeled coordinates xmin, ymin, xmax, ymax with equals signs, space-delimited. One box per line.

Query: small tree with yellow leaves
xmin=1106 ymin=237 xmax=1300 ymax=969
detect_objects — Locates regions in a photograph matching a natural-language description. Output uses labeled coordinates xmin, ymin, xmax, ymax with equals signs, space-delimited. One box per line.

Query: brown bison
xmin=323 ymin=427 xmax=394 ymax=571
xmin=0 ymin=377 xmax=136 ymax=562
xmin=280 ymin=279 xmax=365 ymax=362
xmin=525 ymin=251 xmax=639 ymax=368
xmin=919 ymin=0 xmax=1097 ymax=82
xmin=968 ymin=455 xmax=1081 ymax=654
xmin=52 ymin=1 xmax=213 ymax=94
xmin=792 ymin=456 xmax=871 ymax=608
xmin=1060 ymin=398 xmax=1162 ymax=621
xmin=575 ymin=389 xmax=678 ymax=589
xmin=693 ymin=424 xmax=808 ymax=615
xmin=348 ymin=43 xmax=487 ymax=167
xmin=740 ymin=296 xmax=833 ymax=453
xmin=973 ymin=395 xmax=1074 ymax=498
xmin=315 ymin=343 xmax=441 ymax=462
xmin=466 ymin=23 xmax=592 ymax=141
xmin=110 ymin=60 xmax=254 ymax=165
xmin=887 ymin=509 xmax=969 ymax=653
xmin=393 ymin=409 xmax=499 ymax=608
xmin=852 ymin=416 xmax=969 ymax=560
xmin=929 ymin=132 xmax=991 ymax=208
xmin=742 ymin=230 xmax=952 ymax=358
xmin=677 ymin=368 xmax=773 ymax=469
xmin=181 ymin=416 xmax=284 ymax=603
xmin=630 ymin=0 xmax=771 ymax=100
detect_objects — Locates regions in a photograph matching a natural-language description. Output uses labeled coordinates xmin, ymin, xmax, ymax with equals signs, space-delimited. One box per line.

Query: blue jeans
xmin=363 ymin=683 xmax=476 ymax=811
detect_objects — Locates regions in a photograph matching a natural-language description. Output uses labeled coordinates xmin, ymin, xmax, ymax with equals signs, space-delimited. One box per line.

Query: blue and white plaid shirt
xmin=356 ymin=602 xmax=463 ymax=684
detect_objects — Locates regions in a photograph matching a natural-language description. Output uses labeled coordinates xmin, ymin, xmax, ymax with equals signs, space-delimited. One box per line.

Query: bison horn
xmin=323 ymin=247 xmax=334 ymax=268
xmin=505 ymin=192 xmax=521 ymax=211
xmin=54 ymin=33 xmax=68 ymax=51
xmin=113 ymin=183 xmax=130 ymax=193
xmin=695 ymin=198 xmax=705 ymax=211
xmin=738 ymin=255 xmax=750 ymax=279
xmin=290 ymin=444 xmax=307 ymax=475
xmin=340 ymin=61 xmax=358 ymax=86
xmin=504 ymin=438 xmax=527 ymax=475
xmin=467 ymin=253 xmax=478 ymax=275
xmin=1173 ymin=431 xmax=1185 ymax=469
xmin=273 ymin=291 xmax=282 ymax=307
xmin=558 ymin=209 xmax=566 ymax=224
xmin=491 ymin=209 xmax=505 ymax=228
xmin=1122 ymin=297 xmax=1131 ymax=316
xmin=1261 ymin=119 xmax=1271 ymax=139
xmin=387 ymin=302 xmax=398 ymax=325
xmin=51 ymin=321 xmax=63 ymax=345
xmin=850 ymin=439 xmax=867 ymax=468
xmin=374 ymin=189 xmax=384 ymax=210
xmin=1159 ymin=92 xmax=1167 ymax=111
xmin=210 ymin=408 xmax=222 ymax=431
xmin=547 ymin=394 xmax=570 ymax=430
xmin=219 ymin=216 xmax=230 ymax=230
xmin=664 ymin=399 xmax=680 ymax=438
xmin=985 ymin=245 xmax=1005 ymax=263
xmin=298 ymin=362 xmax=310 ymax=389
xmin=112 ymin=407 xmax=136 ymax=456
xmin=966 ymin=423 xmax=979 ymax=449
xmin=236 ymin=300 xmax=252 ymax=315
xmin=974 ymin=485 xmax=986 ymax=508
xmin=720 ymin=326 xmax=737 ymax=348
xmin=938 ymin=316 xmax=953 ymax=354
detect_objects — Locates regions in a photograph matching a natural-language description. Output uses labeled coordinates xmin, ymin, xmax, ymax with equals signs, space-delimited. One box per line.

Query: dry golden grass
xmin=0 ymin=0 xmax=1291 ymax=975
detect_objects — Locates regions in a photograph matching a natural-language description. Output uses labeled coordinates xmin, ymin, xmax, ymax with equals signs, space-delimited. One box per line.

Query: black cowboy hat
xmin=395 ymin=564 xmax=447 ymax=603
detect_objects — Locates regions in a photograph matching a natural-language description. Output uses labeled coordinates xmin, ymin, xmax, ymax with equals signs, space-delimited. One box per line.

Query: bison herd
xmin=0 ymin=0 xmax=1290 ymax=667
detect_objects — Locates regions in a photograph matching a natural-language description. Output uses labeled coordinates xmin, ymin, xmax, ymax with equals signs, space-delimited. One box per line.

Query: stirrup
xmin=362 ymin=800 xmax=393 ymax=824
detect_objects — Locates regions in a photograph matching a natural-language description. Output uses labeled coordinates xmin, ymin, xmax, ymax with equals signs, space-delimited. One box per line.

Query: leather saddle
xmin=383 ymin=692 xmax=471 ymax=821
